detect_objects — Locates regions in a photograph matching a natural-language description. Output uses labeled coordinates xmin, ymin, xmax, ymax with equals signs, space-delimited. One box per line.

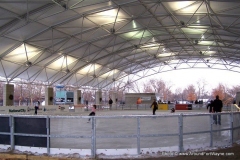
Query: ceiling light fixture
xmin=134 ymin=45 xmax=138 ymax=49
xmin=180 ymin=21 xmax=185 ymax=26
xmin=194 ymin=40 xmax=198 ymax=44
xmin=25 ymin=61 xmax=32 ymax=67
xmin=110 ymin=28 xmax=115 ymax=34
xmin=52 ymin=0 xmax=67 ymax=9
xmin=65 ymin=69 xmax=70 ymax=73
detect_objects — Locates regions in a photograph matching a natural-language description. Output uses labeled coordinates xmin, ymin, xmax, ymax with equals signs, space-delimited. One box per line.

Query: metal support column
xmin=210 ymin=114 xmax=213 ymax=147
xmin=46 ymin=116 xmax=50 ymax=155
xmin=91 ymin=117 xmax=96 ymax=158
xmin=137 ymin=117 xmax=140 ymax=154
xmin=230 ymin=113 xmax=234 ymax=144
xmin=10 ymin=115 xmax=14 ymax=151
xmin=178 ymin=114 xmax=183 ymax=152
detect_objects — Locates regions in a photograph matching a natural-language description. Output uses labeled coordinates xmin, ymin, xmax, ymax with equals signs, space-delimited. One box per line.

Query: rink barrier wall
xmin=0 ymin=105 xmax=70 ymax=114
xmin=0 ymin=103 xmax=235 ymax=114
xmin=0 ymin=111 xmax=240 ymax=158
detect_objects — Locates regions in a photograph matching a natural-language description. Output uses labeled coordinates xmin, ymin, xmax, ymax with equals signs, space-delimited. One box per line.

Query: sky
xmin=140 ymin=68 xmax=240 ymax=93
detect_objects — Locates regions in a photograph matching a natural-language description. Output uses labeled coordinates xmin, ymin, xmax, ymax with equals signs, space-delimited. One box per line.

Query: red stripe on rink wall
xmin=175 ymin=104 xmax=192 ymax=110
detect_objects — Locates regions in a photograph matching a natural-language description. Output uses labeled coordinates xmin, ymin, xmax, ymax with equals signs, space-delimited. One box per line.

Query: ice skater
xmin=207 ymin=100 xmax=214 ymax=113
xmin=213 ymin=95 xmax=223 ymax=125
xmin=34 ymin=100 xmax=40 ymax=115
xmin=150 ymin=99 xmax=158 ymax=115
xmin=108 ymin=97 xmax=113 ymax=110
xmin=87 ymin=105 xmax=96 ymax=122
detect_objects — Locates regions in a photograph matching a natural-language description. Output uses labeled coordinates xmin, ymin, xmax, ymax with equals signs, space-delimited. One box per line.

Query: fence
xmin=115 ymin=103 xmax=233 ymax=111
xmin=0 ymin=111 xmax=240 ymax=158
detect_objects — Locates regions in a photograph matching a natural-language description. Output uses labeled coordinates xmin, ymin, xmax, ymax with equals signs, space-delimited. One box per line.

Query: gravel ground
xmin=1 ymin=143 xmax=240 ymax=160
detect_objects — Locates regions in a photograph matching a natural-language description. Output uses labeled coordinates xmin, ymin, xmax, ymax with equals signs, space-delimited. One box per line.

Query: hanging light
xmin=65 ymin=69 xmax=70 ymax=74
xmin=25 ymin=61 xmax=32 ymax=67
xmin=180 ymin=20 xmax=185 ymax=26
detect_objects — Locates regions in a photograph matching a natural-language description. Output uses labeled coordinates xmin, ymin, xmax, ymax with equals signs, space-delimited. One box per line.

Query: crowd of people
xmin=33 ymin=95 xmax=224 ymax=125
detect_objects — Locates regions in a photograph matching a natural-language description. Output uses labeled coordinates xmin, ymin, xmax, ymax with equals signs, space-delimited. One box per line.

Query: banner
xmin=0 ymin=105 xmax=70 ymax=114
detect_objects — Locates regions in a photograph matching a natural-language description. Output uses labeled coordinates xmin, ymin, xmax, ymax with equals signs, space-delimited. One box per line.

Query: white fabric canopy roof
xmin=0 ymin=0 xmax=240 ymax=89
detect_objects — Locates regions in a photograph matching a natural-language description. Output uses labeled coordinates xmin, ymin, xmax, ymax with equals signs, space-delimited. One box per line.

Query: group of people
xmin=207 ymin=95 xmax=223 ymax=125
xmin=34 ymin=96 xmax=223 ymax=124
xmin=150 ymin=99 xmax=175 ymax=115
xmin=149 ymin=95 xmax=223 ymax=125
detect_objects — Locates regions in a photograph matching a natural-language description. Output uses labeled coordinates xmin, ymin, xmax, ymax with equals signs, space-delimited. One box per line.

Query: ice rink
xmin=48 ymin=109 xmax=237 ymax=154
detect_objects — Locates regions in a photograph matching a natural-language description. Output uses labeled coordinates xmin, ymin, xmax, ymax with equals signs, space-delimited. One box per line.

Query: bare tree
xmin=212 ymin=83 xmax=232 ymax=105
xmin=122 ymin=80 xmax=137 ymax=93
xmin=108 ymin=81 xmax=127 ymax=103
xmin=163 ymin=81 xmax=173 ymax=102
xmin=196 ymin=78 xmax=208 ymax=100
xmin=14 ymin=84 xmax=22 ymax=105
xmin=131 ymin=81 xmax=143 ymax=93
xmin=13 ymin=81 xmax=45 ymax=106
xmin=81 ymin=88 xmax=95 ymax=104
xmin=140 ymin=79 xmax=173 ymax=102
xmin=227 ymin=85 xmax=240 ymax=103
xmin=142 ymin=82 xmax=154 ymax=93
xmin=183 ymin=85 xmax=197 ymax=102
xmin=173 ymin=88 xmax=182 ymax=102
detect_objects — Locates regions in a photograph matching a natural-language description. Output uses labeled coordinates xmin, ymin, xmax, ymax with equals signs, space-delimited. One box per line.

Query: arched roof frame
xmin=0 ymin=0 xmax=240 ymax=89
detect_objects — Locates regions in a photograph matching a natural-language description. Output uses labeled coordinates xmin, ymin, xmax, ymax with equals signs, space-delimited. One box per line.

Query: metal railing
xmin=114 ymin=103 xmax=233 ymax=111
xmin=0 ymin=111 xmax=240 ymax=158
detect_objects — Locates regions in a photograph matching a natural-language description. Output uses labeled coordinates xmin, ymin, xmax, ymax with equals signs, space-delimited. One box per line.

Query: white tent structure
xmin=0 ymin=0 xmax=240 ymax=89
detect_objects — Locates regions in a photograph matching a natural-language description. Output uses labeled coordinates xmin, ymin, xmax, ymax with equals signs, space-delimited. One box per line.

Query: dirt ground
xmin=108 ymin=143 xmax=240 ymax=160
xmin=0 ymin=143 xmax=240 ymax=160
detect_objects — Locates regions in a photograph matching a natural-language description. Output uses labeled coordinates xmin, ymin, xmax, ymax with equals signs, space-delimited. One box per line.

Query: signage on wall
xmin=141 ymin=97 xmax=151 ymax=101
xmin=58 ymin=106 xmax=65 ymax=111
xmin=0 ymin=105 xmax=69 ymax=114
xmin=9 ymin=109 xmax=26 ymax=112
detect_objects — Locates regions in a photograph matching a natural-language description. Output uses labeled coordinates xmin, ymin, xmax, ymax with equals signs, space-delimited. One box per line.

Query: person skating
xmin=150 ymin=99 xmax=158 ymax=115
xmin=34 ymin=100 xmax=40 ymax=115
xmin=87 ymin=105 xmax=97 ymax=123
xmin=108 ymin=98 xmax=113 ymax=110
xmin=212 ymin=95 xmax=223 ymax=125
